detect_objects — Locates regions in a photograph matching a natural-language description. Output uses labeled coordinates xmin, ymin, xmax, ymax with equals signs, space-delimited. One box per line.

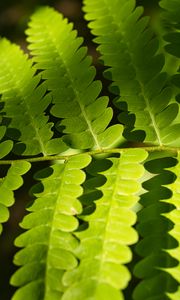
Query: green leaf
xmin=0 ymin=124 xmax=13 ymax=160
xmin=160 ymin=0 xmax=180 ymax=111
xmin=168 ymin=287 xmax=180 ymax=300
xmin=83 ymin=0 xmax=180 ymax=146
xmin=26 ymin=6 xmax=124 ymax=150
xmin=160 ymin=0 xmax=180 ymax=29
xmin=0 ymin=161 xmax=31 ymax=234
xmin=0 ymin=140 xmax=13 ymax=159
xmin=162 ymin=153 xmax=180 ymax=291
xmin=11 ymin=154 xmax=91 ymax=299
xmin=0 ymin=2 xmax=179 ymax=300
xmin=62 ymin=149 xmax=148 ymax=300
xmin=133 ymin=155 xmax=179 ymax=299
xmin=0 ymin=39 xmax=68 ymax=156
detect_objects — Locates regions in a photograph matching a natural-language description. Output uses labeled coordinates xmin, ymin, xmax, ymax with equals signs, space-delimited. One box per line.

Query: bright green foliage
xmin=0 ymin=39 xmax=67 ymax=156
xmin=160 ymin=0 xmax=180 ymax=100
xmin=0 ymin=160 xmax=31 ymax=233
xmin=160 ymin=0 xmax=180 ymax=58
xmin=62 ymin=149 xmax=147 ymax=300
xmin=0 ymin=124 xmax=13 ymax=232
xmin=133 ymin=156 xmax=178 ymax=300
xmin=11 ymin=154 xmax=91 ymax=300
xmin=0 ymin=1 xmax=180 ymax=300
xmin=83 ymin=0 xmax=180 ymax=146
xmin=163 ymin=153 xmax=180 ymax=300
xmin=26 ymin=7 xmax=124 ymax=150
xmin=0 ymin=125 xmax=13 ymax=160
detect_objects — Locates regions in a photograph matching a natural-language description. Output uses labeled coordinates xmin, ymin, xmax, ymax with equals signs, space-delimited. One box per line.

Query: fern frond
xmin=11 ymin=154 xmax=91 ymax=299
xmin=0 ymin=124 xmax=13 ymax=160
xmin=83 ymin=0 xmax=180 ymax=146
xmin=0 ymin=39 xmax=67 ymax=156
xmin=160 ymin=0 xmax=180 ymax=59
xmin=62 ymin=149 xmax=148 ymax=300
xmin=26 ymin=6 xmax=124 ymax=150
xmin=133 ymin=156 xmax=179 ymax=300
xmin=163 ymin=152 xmax=180 ymax=300
xmin=0 ymin=160 xmax=31 ymax=234
xmin=160 ymin=0 xmax=180 ymax=100
xmin=0 ymin=123 xmax=14 ymax=233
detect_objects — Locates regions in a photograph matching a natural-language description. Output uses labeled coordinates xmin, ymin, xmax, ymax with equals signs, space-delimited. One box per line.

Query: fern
xmin=160 ymin=0 xmax=180 ymax=59
xmin=0 ymin=2 xmax=180 ymax=300
xmin=11 ymin=154 xmax=91 ymax=299
xmin=0 ymin=124 xmax=16 ymax=233
xmin=133 ymin=155 xmax=179 ymax=299
xmin=0 ymin=160 xmax=30 ymax=234
xmin=26 ymin=7 xmax=124 ymax=150
xmin=163 ymin=153 xmax=180 ymax=300
xmin=62 ymin=149 xmax=147 ymax=300
xmin=83 ymin=0 xmax=180 ymax=146
xmin=0 ymin=39 xmax=67 ymax=156
xmin=0 ymin=125 xmax=13 ymax=161
xmin=160 ymin=0 xmax=180 ymax=101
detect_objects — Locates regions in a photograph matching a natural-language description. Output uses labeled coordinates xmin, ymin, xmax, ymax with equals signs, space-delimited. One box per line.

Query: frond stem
xmin=0 ymin=146 xmax=179 ymax=164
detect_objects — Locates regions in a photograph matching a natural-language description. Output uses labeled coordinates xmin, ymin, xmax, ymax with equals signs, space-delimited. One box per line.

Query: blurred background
xmin=0 ymin=1 xmax=160 ymax=299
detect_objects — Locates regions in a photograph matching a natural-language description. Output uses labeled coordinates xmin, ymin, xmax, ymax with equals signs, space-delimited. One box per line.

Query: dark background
xmin=0 ymin=1 xmax=160 ymax=299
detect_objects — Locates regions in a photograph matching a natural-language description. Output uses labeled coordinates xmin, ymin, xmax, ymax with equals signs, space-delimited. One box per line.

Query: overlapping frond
xmin=133 ymin=156 xmax=179 ymax=300
xmin=0 ymin=123 xmax=14 ymax=233
xmin=26 ymin=6 xmax=124 ymax=150
xmin=0 ymin=2 xmax=179 ymax=300
xmin=163 ymin=153 xmax=180 ymax=300
xmin=83 ymin=0 xmax=180 ymax=146
xmin=160 ymin=0 xmax=180 ymax=100
xmin=160 ymin=0 xmax=180 ymax=59
xmin=62 ymin=149 xmax=147 ymax=300
xmin=0 ymin=160 xmax=31 ymax=234
xmin=11 ymin=154 xmax=91 ymax=300
xmin=0 ymin=39 xmax=67 ymax=156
